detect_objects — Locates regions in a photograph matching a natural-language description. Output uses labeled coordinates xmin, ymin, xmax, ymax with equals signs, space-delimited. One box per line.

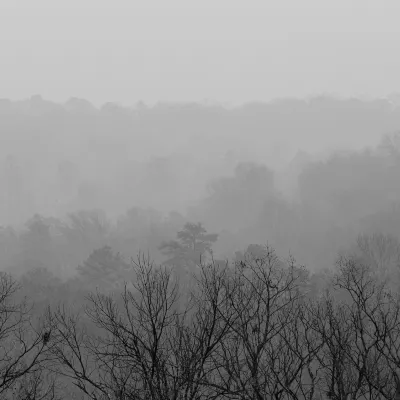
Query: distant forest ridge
xmin=2 ymin=93 xmax=400 ymax=115
xmin=2 ymin=92 xmax=400 ymax=230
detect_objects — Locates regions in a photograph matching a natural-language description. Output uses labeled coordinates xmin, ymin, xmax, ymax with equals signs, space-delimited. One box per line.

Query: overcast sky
xmin=0 ymin=0 xmax=399 ymax=106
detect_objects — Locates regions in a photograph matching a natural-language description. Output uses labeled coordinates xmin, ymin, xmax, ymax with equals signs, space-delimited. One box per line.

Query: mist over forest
xmin=3 ymin=94 xmax=400 ymax=399
xmin=2 ymin=94 xmax=400 ymax=272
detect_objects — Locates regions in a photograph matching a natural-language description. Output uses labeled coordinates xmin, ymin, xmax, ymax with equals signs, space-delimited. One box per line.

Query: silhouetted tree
xmin=50 ymin=253 xmax=236 ymax=399
xmin=213 ymin=245 xmax=311 ymax=399
xmin=0 ymin=272 xmax=57 ymax=399
xmin=159 ymin=222 xmax=218 ymax=265
xmin=309 ymin=255 xmax=399 ymax=400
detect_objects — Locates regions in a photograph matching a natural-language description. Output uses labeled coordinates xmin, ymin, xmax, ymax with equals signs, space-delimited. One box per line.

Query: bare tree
xmin=50 ymin=253 xmax=238 ymax=400
xmin=0 ymin=272 xmax=57 ymax=399
xmin=308 ymin=292 xmax=366 ymax=400
xmin=171 ymin=258 xmax=238 ymax=400
xmin=210 ymin=245 xmax=311 ymax=400
xmin=310 ymin=255 xmax=400 ymax=400
xmin=273 ymin=300 xmax=323 ymax=400
xmin=49 ymin=252 xmax=180 ymax=399
xmin=7 ymin=367 xmax=62 ymax=400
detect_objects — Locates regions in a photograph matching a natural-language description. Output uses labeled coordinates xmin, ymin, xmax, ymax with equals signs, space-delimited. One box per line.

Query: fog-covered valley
xmin=2 ymin=94 xmax=400 ymax=399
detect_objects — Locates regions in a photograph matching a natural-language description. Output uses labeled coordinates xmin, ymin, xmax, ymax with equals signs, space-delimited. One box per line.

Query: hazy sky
xmin=1 ymin=0 xmax=400 ymax=106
